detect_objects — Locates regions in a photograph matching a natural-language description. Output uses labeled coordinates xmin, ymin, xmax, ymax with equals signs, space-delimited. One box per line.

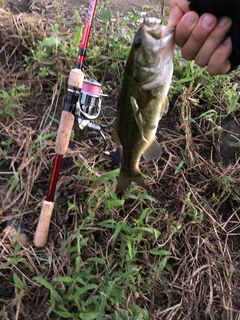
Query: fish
xmin=112 ymin=17 xmax=175 ymax=193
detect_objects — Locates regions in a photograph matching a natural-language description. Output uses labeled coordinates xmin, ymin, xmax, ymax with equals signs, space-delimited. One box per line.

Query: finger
xmin=181 ymin=14 xmax=218 ymax=61
xmin=194 ymin=17 xmax=232 ymax=67
xmin=168 ymin=6 xmax=183 ymax=27
xmin=168 ymin=0 xmax=191 ymax=27
xmin=207 ymin=37 xmax=232 ymax=75
xmin=175 ymin=11 xmax=199 ymax=47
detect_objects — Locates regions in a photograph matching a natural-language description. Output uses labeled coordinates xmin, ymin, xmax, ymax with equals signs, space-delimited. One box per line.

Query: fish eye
xmin=134 ymin=38 xmax=142 ymax=48
xmin=134 ymin=30 xmax=142 ymax=48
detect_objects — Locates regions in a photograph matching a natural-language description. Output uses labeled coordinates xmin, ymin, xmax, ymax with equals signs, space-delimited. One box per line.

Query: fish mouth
xmin=144 ymin=17 xmax=162 ymax=26
xmin=143 ymin=17 xmax=162 ymax=40
xmin=142 ymin=17 xmax=175 ymax=44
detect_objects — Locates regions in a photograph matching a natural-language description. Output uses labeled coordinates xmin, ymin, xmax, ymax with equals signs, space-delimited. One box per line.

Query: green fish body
xmin=112 ymin=17 xmax=175 ymax=193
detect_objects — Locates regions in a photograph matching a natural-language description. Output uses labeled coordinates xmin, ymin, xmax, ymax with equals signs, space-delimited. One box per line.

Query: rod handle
xmin=33 ymin=201 xmax=54 ymax=247
xmin=68 ymin=68 xmax=84 ymax=87
xmin=55 ymin=111 xmax=74 ymax=155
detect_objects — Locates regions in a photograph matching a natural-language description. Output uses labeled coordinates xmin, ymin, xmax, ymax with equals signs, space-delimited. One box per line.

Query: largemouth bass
xmin=112 ymin=17 xmax=175 ymax=193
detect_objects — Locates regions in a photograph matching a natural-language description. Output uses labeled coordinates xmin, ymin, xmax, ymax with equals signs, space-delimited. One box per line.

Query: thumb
xmin=168 ymin=0 xmax=190 ymax=27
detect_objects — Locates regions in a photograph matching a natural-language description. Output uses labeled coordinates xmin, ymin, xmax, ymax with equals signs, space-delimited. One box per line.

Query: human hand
xmin=168 ymin=0 xmax=233 ymax=75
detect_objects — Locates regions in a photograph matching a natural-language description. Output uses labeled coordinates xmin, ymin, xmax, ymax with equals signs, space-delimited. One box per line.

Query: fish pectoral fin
xmin=159 ymin=96 xmax=169 ymax=120
xmin=143 ymin=138 xmax=162 ymax=160
xmin=116 ymin=168 xmax=146 ymax=194
xmin=112 ymin=124 xmax=121 ymax=144
xmin=162 ymin=96 xmax=169 ymax=116
xmin=130 ymin=96 xmax=148 ymax=143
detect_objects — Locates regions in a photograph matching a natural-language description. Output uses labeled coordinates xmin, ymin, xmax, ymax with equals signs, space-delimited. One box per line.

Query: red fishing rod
xmin=34 ymin=0 xmax=98 ymax=247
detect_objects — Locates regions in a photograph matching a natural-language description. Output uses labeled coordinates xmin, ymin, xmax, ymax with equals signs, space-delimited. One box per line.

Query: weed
xmin=0 ymin=138 xmax=13 ymax=161
xmin=0 ymin=1 xmax=240 ymax=320
xmin=0 ymin=85 xmax=29 ymax=118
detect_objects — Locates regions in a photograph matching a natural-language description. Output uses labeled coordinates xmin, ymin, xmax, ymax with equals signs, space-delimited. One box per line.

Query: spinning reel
xmin=74 ymin=78 xmax=122 ymax=167
xmin=74 ymin=78 xmax=106 ymax=148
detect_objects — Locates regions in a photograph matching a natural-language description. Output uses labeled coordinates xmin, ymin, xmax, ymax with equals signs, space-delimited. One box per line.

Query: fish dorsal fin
xmin=143 ymin=137 xmax=162 ymax=160
xmin=130 ymin=96 xmax=148 ymax=143
xmin=112 ymin=124 xmax=121 ymax=144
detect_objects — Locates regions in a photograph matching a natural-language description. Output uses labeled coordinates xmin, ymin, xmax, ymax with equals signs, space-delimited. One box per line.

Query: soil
xmin=7 ymin=0 xmax=163 ymax=15
xmin=0 ymin=1 xmax=240 ymax=319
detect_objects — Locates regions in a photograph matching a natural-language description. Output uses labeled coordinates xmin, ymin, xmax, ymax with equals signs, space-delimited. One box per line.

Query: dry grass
xmin=0 ymin=7 xmax=240 ymax=320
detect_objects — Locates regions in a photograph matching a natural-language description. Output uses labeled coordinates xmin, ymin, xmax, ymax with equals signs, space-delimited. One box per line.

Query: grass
xmin=0 ymin=1 xmax=240 ymax=319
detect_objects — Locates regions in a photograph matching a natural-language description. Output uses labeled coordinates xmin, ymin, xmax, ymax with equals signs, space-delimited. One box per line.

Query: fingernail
xmin=218 ymin=17 xmax=231 ymax=27
xmin=202 ymin=15 xmax=215 ymax=28
xmin=184 ymin=14 xmax=197 ymax=26
xmin=223 ymin=36 xmax=231 ymax=45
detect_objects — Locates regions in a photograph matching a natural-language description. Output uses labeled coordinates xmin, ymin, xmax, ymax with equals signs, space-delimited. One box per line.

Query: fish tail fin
xmin=116 ymin=169 xmax=146 ymax=194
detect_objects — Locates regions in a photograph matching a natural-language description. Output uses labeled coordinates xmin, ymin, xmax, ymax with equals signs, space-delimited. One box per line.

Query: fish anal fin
xmin=116 ymin=168 xmax=146 ymax=194
xmin=130 ymin=96 xmax=148 ymax=143
xmin=143 ymin=138 xmax=162 ymax=160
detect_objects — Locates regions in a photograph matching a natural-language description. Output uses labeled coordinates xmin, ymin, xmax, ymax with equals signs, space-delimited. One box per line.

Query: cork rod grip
xmin=68 ymin=68 xmax=84 ymax=87
xmin=55 ymin=111 xmax=74 ymax=155
xmin=33 ymin=201 xmax=54 ymax=247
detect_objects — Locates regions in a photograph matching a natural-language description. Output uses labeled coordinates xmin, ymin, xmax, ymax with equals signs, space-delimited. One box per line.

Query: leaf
xmin=67 ymin=202 xmax=80 ymax=213
xmin=98 ymin=219 xmax=117 ymax=228
xmin=136 ymin=208 xmax=152 ymax=227
xmin=54 ymin=311 xmax=76 ymax=318
xmin=131 ymin=8 xmax=141 ymax=21
xmin=105 ymin=199 xmax=125 ymax=207
xmin=33 ymin=131 xmax=56 ymax=144
xmin=13 ymin=273 xmax=23 ymax=290
xmin=99 ymin=9 xmax=111 ymax=22
xmin=73 ymin=284 xmax=98 ymax=298
xmin=135 ymin=227 xmax=161 ymax=237
xmin=90 ymin=257 xmax=106 ymax=265
xmin=150 ymin=250 xmax=172 ymax=256
xmin=226 ymin=140 xmax=240 ymax=147
xmin=177 ymin=76 xmax=194 ymax=84
xmin=74 ymin=26 xmax=83 ymax=46
xmin=93 ymin=169 xmax=119 ymax=184
xmin=53 ymin=276 xmax=74 ymax=283
xmin=174 ymin=160 xmax=186 ymax=175
xmin=40 ymin=36 xmax=61 ymax=48
xmin=51 ymin=290 xmax=64 ymax=303
xmin=74 ymin=277 xmax=86 ymax=285
xmin=8 ymin=257 xmax=19 ymax=265
xmin=112 ymin=221 xmax=124 ymax=243
xmin=1 ymin=138 xmax=12 ymax=146
xmin=137 ymin=193 xmax=156 ymax=201
xmin=79 ymin=312 xmax=98 ymax=320
xmin=114 ymin=308 xmax=129 ymax=320
xmin=33 ymin=276 xmax=55 ymax=291
xmin=156 ymin=256 xmax=171 ymax=275
xmin=165 ymin=7 xmax=170 ymax=15
xmin=127 ymin=240 xmax=133 ymax=260
xmin=0 ymin=91 xmax=9 ymax=99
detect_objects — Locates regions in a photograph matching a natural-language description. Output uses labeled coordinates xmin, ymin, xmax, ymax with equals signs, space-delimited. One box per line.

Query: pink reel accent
xmin=82 ymin=79 xmax=102 ymax=96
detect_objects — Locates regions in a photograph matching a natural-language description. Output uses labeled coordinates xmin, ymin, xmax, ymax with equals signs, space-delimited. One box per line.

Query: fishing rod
xmin=33 ymin=0 xmax=98 ymax=247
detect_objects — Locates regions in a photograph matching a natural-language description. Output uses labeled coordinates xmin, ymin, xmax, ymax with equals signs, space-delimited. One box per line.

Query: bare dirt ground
xmin=0 ymin=0 xmax=240 ymax=319
xmin=7 ymin=0 xmax=165 ymax=15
